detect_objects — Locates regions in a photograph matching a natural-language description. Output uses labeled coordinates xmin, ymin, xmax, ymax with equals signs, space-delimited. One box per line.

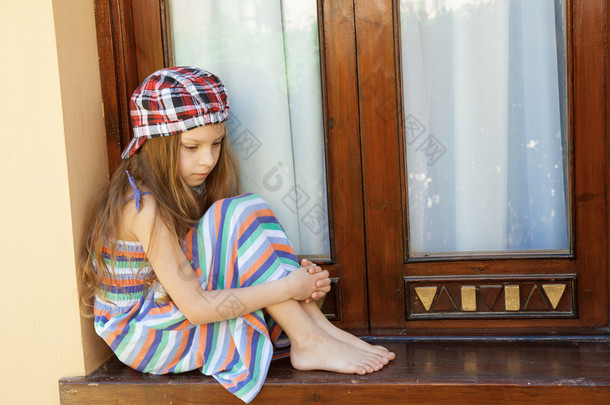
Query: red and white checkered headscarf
xmin=122 ymin=66 xmax=229 ymax=159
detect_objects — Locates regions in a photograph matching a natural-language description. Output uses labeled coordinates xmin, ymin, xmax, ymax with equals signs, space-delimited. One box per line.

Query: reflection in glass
xmin=168 ymin=0 xmax=329 ymax=256
xmin=401 ymin=0 xmax=569 ymax=255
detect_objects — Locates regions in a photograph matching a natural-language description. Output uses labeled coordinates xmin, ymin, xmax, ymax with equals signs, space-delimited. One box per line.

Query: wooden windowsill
xmin=59 ymin=338 xmax=610 ymax=404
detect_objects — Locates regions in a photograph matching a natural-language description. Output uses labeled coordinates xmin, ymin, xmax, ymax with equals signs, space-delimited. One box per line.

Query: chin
xmin=190 ymin=180 xmax=205 ymax=188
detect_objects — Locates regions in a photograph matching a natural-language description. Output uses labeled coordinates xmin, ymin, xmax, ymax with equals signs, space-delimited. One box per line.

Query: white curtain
xmin=401 ymin=0 xmax=569 ymax=254
xmin=169 ymin=0 xmax=329 ymax=256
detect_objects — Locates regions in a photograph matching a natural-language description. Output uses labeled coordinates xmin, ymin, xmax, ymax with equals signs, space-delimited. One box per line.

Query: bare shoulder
xmin=120 ymin=193 xmax=158 ymax=242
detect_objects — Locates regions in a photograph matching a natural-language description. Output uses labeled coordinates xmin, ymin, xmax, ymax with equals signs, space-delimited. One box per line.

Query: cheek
xmin=213 ymin=148 xmax=222 ymax=167
xmin=178 ymin=151 xmax=190 ymax=177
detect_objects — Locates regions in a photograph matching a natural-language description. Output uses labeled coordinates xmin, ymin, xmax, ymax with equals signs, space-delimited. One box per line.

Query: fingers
xmin=315 ymin=276 xmax=331 ymax=288
xmin=313 ymin=286 xmax=330 ymax=296
xmin=308 ymin=276 xmax=331 ymax=302
xmin=313 ymin=277 xmax=331 ymax=298
xmin=301 ymin=259 xmax=323 ymax=275
xmin=316 ymin=269 xmax=330 ymax=280
xmin=311 ymin=291 xmax=326 ymax=300
xmin=307 ymin=265 xmax=322 ymax=274
xmin=298 ymin=260 xmax=331 ymax=302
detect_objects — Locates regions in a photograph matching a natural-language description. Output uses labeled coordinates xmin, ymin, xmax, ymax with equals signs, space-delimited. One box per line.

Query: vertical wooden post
xmin=320 ymin=0 xmax=370 ymax=331
xmin=354 ymin=0 xmax=405 ymax=329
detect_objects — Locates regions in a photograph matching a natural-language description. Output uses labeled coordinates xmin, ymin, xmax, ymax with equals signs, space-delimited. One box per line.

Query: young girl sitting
xmin=81 ymin=66 xmax=394 ymax=403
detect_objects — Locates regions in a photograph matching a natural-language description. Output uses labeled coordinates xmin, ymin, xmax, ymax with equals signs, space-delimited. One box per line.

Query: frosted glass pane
xmin=401 ymin=0 xmax=570 ymax=255
xmin=168 ymin=0 xmax=329 ymax=257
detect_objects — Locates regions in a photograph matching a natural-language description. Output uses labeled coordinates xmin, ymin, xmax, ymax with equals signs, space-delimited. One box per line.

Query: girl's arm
xmin=129 ymin=197 xmax=330 ymax=325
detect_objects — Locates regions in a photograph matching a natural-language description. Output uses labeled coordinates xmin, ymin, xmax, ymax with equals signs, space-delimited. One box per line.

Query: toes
xmin=373 ymin=345 xmax=396 ymax=362
xmin=363 ymin=353 xmax=385 ymax=373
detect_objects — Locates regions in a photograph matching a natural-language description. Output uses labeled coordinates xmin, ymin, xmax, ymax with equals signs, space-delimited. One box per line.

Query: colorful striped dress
xmin=93 ymin=193 xmax=299 ymax=403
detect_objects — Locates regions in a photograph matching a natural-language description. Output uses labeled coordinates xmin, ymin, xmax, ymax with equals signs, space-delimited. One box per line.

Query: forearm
xmin=131 ymin=198 xmax=322 ymax=325
xmin=180 ymin=277 xmax=294 ymax=325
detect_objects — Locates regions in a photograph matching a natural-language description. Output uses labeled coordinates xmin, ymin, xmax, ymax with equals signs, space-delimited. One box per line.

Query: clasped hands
xmin=285 ymin=258 xmax=331 ymax=304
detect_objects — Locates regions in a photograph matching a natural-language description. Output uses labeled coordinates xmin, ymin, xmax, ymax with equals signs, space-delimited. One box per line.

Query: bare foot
xmin=301 ymin=302 xmax=395 ymax=363
xmin=324 ymin=327 xmax=395 ymax=363
xmin=290 ymin=329 xmax=387 ymax=375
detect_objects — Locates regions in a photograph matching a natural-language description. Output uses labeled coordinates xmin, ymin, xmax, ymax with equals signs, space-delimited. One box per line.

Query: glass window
xmin=168 ymin=0 xmax=330 ymax=256
xmin=400 ymin=0 xmax=570 ymax=256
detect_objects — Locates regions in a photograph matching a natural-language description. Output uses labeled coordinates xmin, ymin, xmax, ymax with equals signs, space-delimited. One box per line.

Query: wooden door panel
xmin=570 ymin=0 xmax=608 ymax=329
xmin=94 ymin=0 xmax=140 ymax=173
xmin=354 ymin=0 xmax=406 ymax=330
xmin=320 ymin=0 xmax=369 ymax=331
xmin=356 ymin=0 xmax=608 ymax=333
xmin=131 ymin=0 xmax=165 ymax=82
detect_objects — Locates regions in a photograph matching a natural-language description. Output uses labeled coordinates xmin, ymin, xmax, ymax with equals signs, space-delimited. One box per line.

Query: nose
xmin=197 ymin=146 xmax=214 ymax=167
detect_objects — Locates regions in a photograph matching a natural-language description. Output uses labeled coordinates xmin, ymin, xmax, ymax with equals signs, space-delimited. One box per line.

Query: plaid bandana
xmin=121 ymin=66 xmax=229 ymax=159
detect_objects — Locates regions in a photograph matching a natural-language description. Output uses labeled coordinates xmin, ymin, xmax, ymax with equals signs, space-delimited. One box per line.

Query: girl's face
xmin=178 ymin=123 xmax=226 ymax=188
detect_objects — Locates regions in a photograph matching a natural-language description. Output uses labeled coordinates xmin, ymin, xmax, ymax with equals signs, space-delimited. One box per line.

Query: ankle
xmin=289 ymin=326 xmax=327 ymax=351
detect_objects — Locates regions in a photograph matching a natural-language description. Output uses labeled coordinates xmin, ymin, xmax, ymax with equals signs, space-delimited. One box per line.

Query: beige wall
xmin=0 ymin=0 xmax=109 ymax=404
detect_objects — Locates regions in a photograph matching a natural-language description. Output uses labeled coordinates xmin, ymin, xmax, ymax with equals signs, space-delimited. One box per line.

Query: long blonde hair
xmin=80 ymin=131 xmax=240 ymax=310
